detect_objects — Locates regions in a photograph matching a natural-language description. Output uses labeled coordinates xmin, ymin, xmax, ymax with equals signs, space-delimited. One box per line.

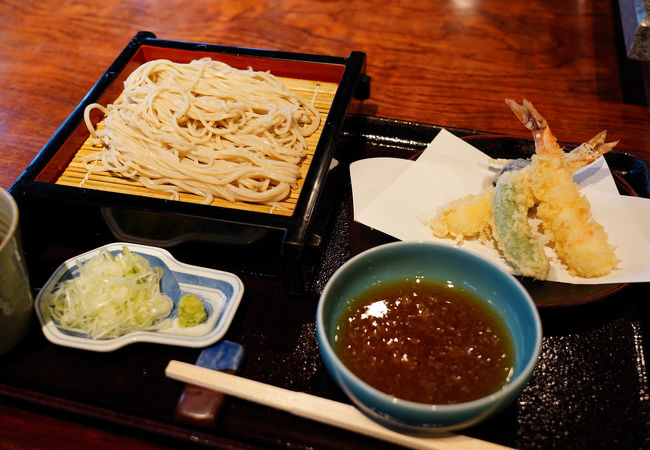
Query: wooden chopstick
xmin=165 ymin=360 xmax=512 ymax=450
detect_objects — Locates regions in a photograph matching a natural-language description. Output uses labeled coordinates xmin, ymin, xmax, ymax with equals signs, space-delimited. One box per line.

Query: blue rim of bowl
xmin=316 ymin=240 xmax=542 ymax=429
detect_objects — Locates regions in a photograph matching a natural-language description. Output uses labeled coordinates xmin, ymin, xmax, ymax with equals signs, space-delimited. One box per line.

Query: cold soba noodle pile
xmin=83 ymin=58 xmax=321 ymax=206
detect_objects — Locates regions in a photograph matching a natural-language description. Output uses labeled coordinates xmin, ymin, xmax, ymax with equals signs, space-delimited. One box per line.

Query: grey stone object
xmin=619 ymin=0 xmax=650 ymax=60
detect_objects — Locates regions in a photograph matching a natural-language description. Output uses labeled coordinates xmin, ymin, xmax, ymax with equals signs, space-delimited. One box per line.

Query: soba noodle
xmin=82 ymin=58 xmax=321 ymax=205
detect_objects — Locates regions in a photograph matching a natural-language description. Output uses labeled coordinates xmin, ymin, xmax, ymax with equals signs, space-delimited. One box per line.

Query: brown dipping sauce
xmin=334 ymin=278 xmax=514 ymax=404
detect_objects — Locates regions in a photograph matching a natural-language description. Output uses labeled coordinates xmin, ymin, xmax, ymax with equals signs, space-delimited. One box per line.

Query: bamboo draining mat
xmin=55 ymin=76 xmax=339 ymax=216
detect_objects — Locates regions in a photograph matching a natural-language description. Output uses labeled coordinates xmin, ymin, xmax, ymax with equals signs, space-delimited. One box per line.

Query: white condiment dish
xmin=34 ymin=242 xmax=243 ymax=352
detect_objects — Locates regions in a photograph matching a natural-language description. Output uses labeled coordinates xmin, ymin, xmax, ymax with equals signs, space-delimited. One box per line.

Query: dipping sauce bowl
xmin=316 ymin=241 xmax=542 ymax=432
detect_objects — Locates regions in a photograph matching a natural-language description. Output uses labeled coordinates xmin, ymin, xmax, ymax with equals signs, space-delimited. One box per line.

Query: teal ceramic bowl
xmin=316 ymin=241 xmax=542 ymax=432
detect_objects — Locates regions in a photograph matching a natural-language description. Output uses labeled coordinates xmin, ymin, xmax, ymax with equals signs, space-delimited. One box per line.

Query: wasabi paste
xmin=177 ymin=293 xmax=207 ymax=328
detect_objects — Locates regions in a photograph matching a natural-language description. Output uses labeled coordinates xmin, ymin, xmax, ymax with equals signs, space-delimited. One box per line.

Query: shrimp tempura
xmin=507 ymin=99 xmax=618 ymax=277
xmin=428 ymin=99 xmax=618 ymax=279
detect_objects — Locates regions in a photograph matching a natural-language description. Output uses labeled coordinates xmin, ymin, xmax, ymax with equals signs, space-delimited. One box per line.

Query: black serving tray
xmin=9 ymin=31 xmax=370 ymax=295
xmin=1 ymin=115 xmax=649 ymax=449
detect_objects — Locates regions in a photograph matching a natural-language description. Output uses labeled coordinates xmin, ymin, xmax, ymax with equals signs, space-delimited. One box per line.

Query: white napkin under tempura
xmin=351 ymin=129 xmax=650 ymax=284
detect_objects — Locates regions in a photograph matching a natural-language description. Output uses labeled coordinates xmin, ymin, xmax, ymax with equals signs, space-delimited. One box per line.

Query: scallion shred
xmin=47 ymin=246 xmax=173 ymax=339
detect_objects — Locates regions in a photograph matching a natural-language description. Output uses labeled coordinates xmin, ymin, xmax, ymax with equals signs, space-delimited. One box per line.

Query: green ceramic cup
xmin=0 ymin=188 xmax=33 ymax=356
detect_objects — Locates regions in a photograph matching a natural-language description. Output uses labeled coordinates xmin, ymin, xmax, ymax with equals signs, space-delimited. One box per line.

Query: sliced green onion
xmin=47 ymin=246 xmax=173 ymax=339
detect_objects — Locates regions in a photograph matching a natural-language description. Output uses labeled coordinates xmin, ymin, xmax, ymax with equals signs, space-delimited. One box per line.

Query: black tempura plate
xmin=341 ymin=115 xmax=650 ymax=307
xmin=462 ymin=134 xmax=645 ymax=307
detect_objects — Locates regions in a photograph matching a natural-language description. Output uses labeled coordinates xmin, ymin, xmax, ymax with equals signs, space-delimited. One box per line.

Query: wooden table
xmin=1 ymin=0 xmax=648 ymax=448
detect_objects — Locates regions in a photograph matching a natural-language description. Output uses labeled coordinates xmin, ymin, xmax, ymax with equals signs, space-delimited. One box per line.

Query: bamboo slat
xmin=55 ymin=76 xmax=339 ymax=216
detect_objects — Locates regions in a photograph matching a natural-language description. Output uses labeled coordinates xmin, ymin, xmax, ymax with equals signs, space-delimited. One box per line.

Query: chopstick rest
xmin=173 ymin=340 xmax=245 ymax=428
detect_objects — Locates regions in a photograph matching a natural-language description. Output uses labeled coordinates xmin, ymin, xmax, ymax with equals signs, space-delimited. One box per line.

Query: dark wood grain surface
xmin=1 ymin=0 xmax=648 ymax=448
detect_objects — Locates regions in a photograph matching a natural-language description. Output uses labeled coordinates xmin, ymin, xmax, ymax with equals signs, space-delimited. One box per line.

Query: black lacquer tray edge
xmin=1 ymin=114 xmax=648 ymax=449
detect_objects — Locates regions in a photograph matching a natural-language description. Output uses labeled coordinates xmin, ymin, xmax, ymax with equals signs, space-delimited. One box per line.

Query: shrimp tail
xmin=505 ymin=98 xmax=546 ymax=132
xmin=565 ymin=130 xmax=618 ymax=172
xmin=506 ymin=98 xmax=560 ymax=155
